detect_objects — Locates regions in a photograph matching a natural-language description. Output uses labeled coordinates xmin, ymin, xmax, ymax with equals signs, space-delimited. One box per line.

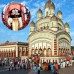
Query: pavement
xmin=0 ymin=65 xmax=74 ymax=74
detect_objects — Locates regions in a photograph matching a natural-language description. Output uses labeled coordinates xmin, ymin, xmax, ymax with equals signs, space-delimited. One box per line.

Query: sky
xmin=0 ymin=0 xmax=74 ymax=45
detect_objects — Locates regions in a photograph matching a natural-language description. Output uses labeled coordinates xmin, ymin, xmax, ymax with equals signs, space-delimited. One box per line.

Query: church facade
xmin=28 ymin=0 xmax=72 ymax=63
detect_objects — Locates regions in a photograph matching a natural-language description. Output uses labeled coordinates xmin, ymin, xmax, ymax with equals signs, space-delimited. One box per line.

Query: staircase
xmin=32 ymin=55 xmax=40 ymax=63
xmin=59 ymin=53 xmax=72 ymax=61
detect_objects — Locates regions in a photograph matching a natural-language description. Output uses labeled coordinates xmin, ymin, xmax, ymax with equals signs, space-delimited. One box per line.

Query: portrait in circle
xmin=2 ymin=2 xmax=31 ymax=31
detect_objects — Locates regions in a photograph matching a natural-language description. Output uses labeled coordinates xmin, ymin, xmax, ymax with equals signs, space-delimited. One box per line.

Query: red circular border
xmin=2 ymin=2 xmax=31 ymax=30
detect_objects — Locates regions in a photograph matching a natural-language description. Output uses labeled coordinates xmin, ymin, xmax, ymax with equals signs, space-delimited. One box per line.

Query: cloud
xmin=33 ymin=1 xmax=40 ymax=7
xmin=63 ymin=13 xmax=74 ymax=23
xmin=54 ymin=2 xmax=63 ymax=9
xmin=11 ymin=35 xmax=17 ymax=40
xmin=0 ymin=29 xmax=5 ymax=33
xmin=71 ymin=2 xmax=74 ymax=5
xmin=7 ymin=31 xmax=11 ymax=35
xmin=70 ymin=32 xmax=74 ymax=36
xmin=14 ymin=32 xmax=25 ymax=35
xmin=63 ymin=0 xmax=66 ymax=2
xmin=21 ymin=0 xmax=32 ymax=5
xmin=7 ymin=32 xmax=25 ymax=36
xmin=33 ymin=1 xmax=45 ymax=9
xmin=0 ymin=4 xmax=6 ymax=8
xmin=22 ymin=1 xmax=29 ymax=5
xmin=30 ymin=8 xmax=38 ymax=18
xmin=71 ymin=40 xmax=74 ymax=46
xmin=30 ymin=1 xmax=45 ymax=18
xmin=54 ymin=0 xmax=66 ymax=9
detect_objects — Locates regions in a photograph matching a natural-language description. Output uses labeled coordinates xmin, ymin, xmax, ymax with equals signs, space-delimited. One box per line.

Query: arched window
xmin=44 ymin=26 xmax=45 ymax=29
xmin=47 ymin=26 xmax=49 ymax=29
xmin=41 ymin=27 xmax=42 ymax=30
xmin=46 ymin=12 xmax=48 ymax=16
xmin=52 ymin=22 xmax=53 ymax=27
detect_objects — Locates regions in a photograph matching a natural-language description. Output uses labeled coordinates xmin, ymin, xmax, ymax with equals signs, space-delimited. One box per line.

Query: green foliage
xmin=71 ymin=46 xmax=74 ymax=50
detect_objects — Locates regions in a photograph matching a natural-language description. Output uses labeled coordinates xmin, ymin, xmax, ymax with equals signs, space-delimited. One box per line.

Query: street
xmin=0 ymin=65 xmax=74 ymax=74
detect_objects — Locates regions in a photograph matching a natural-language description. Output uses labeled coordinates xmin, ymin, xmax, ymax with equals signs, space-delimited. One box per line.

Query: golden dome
xmin=57 ymin=10 xmax=62 ymax=15
xmin=64 ymin=22 xmax=69 ymax=28
xmin=51 ymin=15 xmax=57 ymax=21
xmin=45 ymin=0 xmax=55 ymax=9
xmin=30 ymin=20 xmax=35 ymax=27
xmin=37 ymin=8 xmax=42 ymax=14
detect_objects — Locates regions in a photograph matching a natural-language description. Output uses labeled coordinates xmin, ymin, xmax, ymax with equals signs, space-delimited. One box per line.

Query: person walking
xmin=54 ymin=67 xmax=59 ymax=74
xmin=51 ymin=64 xmax=54 ymax=73
xmin=33 ymin=64 xmax=37 ymax=74
xmin=2 ymin=60 xmax=3 ymax=66
xmin=58 ymin=62 xmax=60 ymax=69
xmin=18 ymin=61 xmax=19 ymax=67
xmin=23 ymin=62 xmax=26 ymax=69
xmin=25 ymin=62 xmax=27 ymax=69
xmin=20 ymin=62 xmax=22 ymax=69
xmin=37 ymin=64 xmax=40 ymax=74
xmin=30 ymin=63 xmax=33 ymax=69
xmin=12 ymin=63 xmax=14 ymax=71
xmin=9 ymin=65 xmax=10 ymax=71
xmin=7 ymin=60 xmax=9 ymax=66
xmin=55 ymin=63 xmax=58 ymax=71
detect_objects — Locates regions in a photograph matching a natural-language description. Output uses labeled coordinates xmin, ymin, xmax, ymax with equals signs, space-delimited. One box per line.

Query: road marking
xmin=0 ymin=69 xmax=9 ymax=72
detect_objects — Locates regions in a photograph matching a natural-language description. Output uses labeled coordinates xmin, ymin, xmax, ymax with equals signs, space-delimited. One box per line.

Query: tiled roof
xmin=0 ymin=41 xmax=28 ymax=46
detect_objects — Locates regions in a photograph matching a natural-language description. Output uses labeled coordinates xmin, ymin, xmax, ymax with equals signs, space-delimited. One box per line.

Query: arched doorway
xmin=31 ymin=49 xmax=34 ymax=56
xmin=35 ymin=49 xmax=38 ymax=54
xmin=39 ymin=49 xmax=42 ymax=56
xmin=47 ymin=48 xmax=51 ymax=57
xmin=43 ymin=49 xmax=46 ymax=57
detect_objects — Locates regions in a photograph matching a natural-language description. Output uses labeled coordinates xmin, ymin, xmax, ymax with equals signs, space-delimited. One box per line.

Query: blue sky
xmin=0 ymin=0 xmax=74 ymax=45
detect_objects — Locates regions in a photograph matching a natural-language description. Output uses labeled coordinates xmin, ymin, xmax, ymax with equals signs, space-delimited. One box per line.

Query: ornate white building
xmin=0 ymin=0 xmax=72 ymax=63
xmin=28 ymin=0 xmax=72 ymax=63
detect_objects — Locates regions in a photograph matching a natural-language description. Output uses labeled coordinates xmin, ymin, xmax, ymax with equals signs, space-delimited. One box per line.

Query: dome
xmin=64 ymin=22 xmax=69 ymax=28
xmin=57 ymin=10 xmax=62 ymax=15
xmin=37 ymin=8 xmax=42 ymax=14
xmin=45 ymin=0 xmax=55 ymax=9
xmin=51 ymin=15 xmax=57 ymax=21
xmin=30 ymin=20 xmax=35 ymax=27
xmin=50 ymin=5 xmax=55 ymax=9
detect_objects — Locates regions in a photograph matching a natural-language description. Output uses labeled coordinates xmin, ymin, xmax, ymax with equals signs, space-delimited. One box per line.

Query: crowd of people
xmin=0 ymin=56 xmax=73 ymax=74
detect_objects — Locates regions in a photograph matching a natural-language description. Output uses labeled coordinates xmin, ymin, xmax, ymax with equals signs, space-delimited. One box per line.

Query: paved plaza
xmin=0 ymin=65 xmax=74 ymax=74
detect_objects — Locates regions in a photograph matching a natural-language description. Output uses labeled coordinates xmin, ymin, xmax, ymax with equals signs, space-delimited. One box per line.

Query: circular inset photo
xmin=2 ymin=2 xmax=31 ymax=31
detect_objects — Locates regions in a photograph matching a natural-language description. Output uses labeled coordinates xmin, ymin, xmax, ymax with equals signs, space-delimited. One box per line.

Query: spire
xmin=51 ymin=1 xmax=52 ymax=4
xmin=32 ymin=18 xmax=33 ymax=21
xmin=32 ymin=18 xmax=34 ymax=22
xmin=39 ymin=6 xmax=40 ymax=9
xmin=66 ymin=20 xmax=67 ymax=23
xmin=59 ymin=7 xmax=60 ymax=11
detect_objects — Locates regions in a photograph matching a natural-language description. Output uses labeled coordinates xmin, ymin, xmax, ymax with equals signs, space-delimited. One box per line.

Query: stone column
xmin=16 ymin=46 xmax=18 ymax=57
xmin=26 ymin=47 xmax=27 ymax=55
xmin=18 ymin=47 xmax=19 ymax=57
xmin=22 ymin=47 xmax=23 ymax=56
